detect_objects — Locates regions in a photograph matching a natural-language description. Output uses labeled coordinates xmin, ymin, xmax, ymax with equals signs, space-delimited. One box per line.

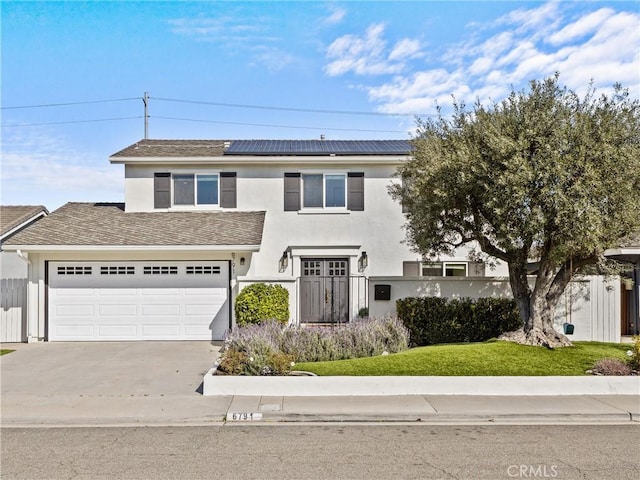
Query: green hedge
xmin=235 ymin=283 xmax=289 ymax=326
xmin=396 ymin=296 xmax=521 ymax=346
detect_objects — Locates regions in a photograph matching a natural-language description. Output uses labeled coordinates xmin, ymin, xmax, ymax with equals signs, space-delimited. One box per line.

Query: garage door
xmin=49 ymin=261 xmax=229 ymax=341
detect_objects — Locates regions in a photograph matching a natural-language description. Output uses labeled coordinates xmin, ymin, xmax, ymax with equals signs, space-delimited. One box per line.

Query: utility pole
xmin=143 ymin=92 xmax=149 ymax=139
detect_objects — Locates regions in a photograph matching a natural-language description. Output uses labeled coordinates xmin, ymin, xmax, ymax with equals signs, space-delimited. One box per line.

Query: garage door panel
xmin=141 ymin=288 xmax=181 ymax=296
xmin=185 ymin=304 xmax=219 ymax=315
xmin=55 ymin=288 xmax=94 ymax=296
xmin=49 ymin=261 xmax=229 ymax=341
xmin=99 ymin=288 xmax=137 ymax=296
xmin=99 ymin=304 xmax=137 ymax=316
xmin=142 ymin=324 xmax=180 ymax=337
xmin=184 ymin=324 xmax=213 ymax=336
xmin=99 ymin=325 xmax=138 ymax=337
xmin=141 ymin=304 xmax=181 ymax=316
xmin=54 ymin=325 xmax=96 ymax=339
xmin=55 ymin=304 xmax=95 ymax=316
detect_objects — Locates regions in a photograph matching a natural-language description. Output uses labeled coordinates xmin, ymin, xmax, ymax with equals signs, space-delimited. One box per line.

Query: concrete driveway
xmin=0 ymin=342 xmax=232 ymax=426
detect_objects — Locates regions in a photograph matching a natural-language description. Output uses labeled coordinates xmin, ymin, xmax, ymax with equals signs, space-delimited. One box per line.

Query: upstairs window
xmin=422 ymin=262 xmax=468 ymax=277
xmin=285 ymin=172 xmax=363 ymax=211
xmin=174 ymin=174 xmax=218 ymax=206
xmin=302 ymin=174 xmax=346 ymax=209
xmin=155 ymin=172 xmax=236 ymax=209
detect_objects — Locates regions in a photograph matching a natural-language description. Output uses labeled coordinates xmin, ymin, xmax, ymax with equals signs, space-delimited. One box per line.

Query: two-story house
xmin=3 ymin=139 xmax=498 ymax=342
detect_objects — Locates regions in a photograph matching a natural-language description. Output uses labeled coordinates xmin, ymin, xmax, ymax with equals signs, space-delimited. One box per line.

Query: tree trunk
xmin=500 ymin=260 xmax=573 ymax=348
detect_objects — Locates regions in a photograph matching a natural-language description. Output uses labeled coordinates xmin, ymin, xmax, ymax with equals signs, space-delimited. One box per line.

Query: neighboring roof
xmin=604 ymin=231 xmax=640 ymax=262
xmin=111 ymin=140 xmax=229 ymax=158
xmin=0 ymin=205 xmax=48 ymax=240
xmin=110 ymin=139 xmax=412 ymax=159
xmin=3 ymin=203 xmax=265 ymax=249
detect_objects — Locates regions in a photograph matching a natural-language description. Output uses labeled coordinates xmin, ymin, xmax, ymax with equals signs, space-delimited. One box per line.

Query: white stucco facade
xmin=121 ymin=159 xmax=497 ymax=279
xmin=8 ymin=139 xmax=622 ymax=342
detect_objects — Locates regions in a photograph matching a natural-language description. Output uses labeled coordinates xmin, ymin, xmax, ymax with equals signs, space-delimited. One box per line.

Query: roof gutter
xmin=604 ymin=247 xmax=640 ymax=257
xmin=16 ymin=249 xmax=31 ymax=265
xmin=1 ymin=244 xmax=262 ymax=252
xmin=0 ymin=210 xmax=48 ymax=242
xmin=109 ymin=155 xmax=409 ymax=166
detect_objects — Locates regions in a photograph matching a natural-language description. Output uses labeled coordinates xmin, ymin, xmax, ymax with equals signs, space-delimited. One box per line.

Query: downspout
xmin=16 ymin=250 xmax=35 ymax=342
xmin=633 ymin=264 xmax=640 ymax=335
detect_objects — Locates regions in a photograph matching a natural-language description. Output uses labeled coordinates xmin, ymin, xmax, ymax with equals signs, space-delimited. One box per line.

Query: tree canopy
xmin=391 ymin=75 xmax=640 ymax=347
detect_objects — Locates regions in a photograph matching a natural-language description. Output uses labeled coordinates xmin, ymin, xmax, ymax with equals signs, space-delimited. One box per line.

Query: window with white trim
xmin=173 ymin=173 xmax=219 ymax=206
xmin=302 ymin=173 xmax=346 ymax=209
xmin=422 ymin=262 xmax=468 ymax=277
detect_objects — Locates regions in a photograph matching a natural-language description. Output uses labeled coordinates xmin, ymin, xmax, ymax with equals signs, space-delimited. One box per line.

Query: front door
xmin=300 ymin=258 xmax=349 ymax=324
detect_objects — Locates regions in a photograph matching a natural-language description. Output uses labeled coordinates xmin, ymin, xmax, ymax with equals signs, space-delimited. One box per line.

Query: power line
xmin=152 ymin=96 xmax=429 ymax=118
xmin=153 ymin=116 xmax=409 ymax=134
xmin=0 ymin=97 xmax=140 ymax=110
xmin=1 ymin=116 xmax=143 ymax=127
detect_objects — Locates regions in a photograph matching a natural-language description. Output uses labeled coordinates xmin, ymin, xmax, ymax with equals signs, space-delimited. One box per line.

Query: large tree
xmin=391 ymin=75 xmax=640 ymax=348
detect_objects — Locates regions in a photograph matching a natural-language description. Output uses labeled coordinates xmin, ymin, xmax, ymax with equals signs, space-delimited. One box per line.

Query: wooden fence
xmin=1 ymin=278 xmax=27 ymax=342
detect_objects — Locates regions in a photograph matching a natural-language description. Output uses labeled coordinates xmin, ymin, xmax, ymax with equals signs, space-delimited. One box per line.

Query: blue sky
xmin=2 ymin=1 xmax=639 ymax=210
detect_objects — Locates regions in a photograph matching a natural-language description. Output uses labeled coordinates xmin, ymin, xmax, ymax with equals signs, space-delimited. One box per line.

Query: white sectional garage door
xmin=49 ymin=261 xmax=229 ymax=341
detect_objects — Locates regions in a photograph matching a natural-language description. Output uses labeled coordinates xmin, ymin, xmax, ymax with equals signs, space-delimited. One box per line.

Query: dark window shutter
xmin=403 ymin=261 xmax=420 ymax=277
xmin=154 ymin=173 xmax=171 ymax=208
xmin=220 ymin=172 xmax=237 ymax=208
xmin=347 ymin=172 xmax=364 ymax=211
xmin=284 ymin=173 xmax=301 ymax=211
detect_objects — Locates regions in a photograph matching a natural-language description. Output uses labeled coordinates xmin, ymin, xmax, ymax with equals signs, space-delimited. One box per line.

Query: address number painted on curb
xmin=227 ymin=412 xmax=263 ymax=421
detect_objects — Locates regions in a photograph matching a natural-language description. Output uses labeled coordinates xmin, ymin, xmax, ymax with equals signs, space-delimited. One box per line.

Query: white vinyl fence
xmin=368 ymin=275 xmax=621 ymax=343
xmin=1 ymin=278 xmax=27 ymax=342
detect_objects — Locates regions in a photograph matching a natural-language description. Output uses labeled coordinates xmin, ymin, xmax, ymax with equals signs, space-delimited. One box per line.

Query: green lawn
xmin=293 ymin=341 xmax=631 ymax=376
xmin=0 ymin=349 xmax=15 ymax=356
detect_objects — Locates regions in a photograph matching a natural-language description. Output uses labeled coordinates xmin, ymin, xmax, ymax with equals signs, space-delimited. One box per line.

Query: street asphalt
xmin=1 ymin=341 xmax=638 ymax=427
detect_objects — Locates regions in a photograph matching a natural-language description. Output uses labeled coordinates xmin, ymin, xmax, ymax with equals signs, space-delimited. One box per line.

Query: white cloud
xmin=389 ymin=38 xmax=422 ymax=61
xmin=547 ymin=8 xmax=612 ymax=45
xmin=168 ymin=15 xmax=293 ymax=72
xmin=496 ymin=1 xmax=562 ymax=38
xmin=249 ymin=46 xmax=295 ymax=72
xmin=322 ymin=5 xmax=346 ymax=26
xmin=168 ymin=17 xmax=262 ymax=38
xmin=0 ymin=129 xmax=122 ymax=210
xmin=339 ymin=1 xmax=639 ymax=116
xmin=324 ymin=23 xmax=421 ymax=76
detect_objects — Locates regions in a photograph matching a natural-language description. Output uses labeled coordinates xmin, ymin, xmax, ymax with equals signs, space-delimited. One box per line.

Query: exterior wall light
xmin=622 ymin=278 xmax=635 ymax=291
xmin=359 ymin=251 xmax=368 ymax=271
xmin=279 ymin=251 xmax=289 ymax=272
xmin=240 ymin=257 xmax=245 ymax=266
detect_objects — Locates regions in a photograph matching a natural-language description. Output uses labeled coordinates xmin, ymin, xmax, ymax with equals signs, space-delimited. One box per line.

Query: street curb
xmin=247 ymin=412 xmax=636 ymax=424
xmin=204 ymin=370 xmax=640 ymax=396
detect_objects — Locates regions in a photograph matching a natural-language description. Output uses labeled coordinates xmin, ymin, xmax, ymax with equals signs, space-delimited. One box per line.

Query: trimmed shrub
xmin=626 ymin=335 xmax=640 ymax=372
xmin=235 ymin=283 xmax=289 ymax=326
xmin=219 ymin=316 xmax=410 ymax=374
xmin=591 ymin=358 xmax=633 ymax=376
xmin=396 ymin=296 xmax=521 ymax=346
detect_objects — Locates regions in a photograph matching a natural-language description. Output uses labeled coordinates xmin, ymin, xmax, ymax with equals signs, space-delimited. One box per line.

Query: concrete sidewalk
xmin=225 ymin=394 xmax=640 ymax=425
xmin=1 ymin=342 xmax=638 ymax=427
xmin=2 ymin=394 xmax=638 ymax=427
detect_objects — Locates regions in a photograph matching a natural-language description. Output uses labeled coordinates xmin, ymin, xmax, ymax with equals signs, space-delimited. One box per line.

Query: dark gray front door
xmin=300 ymin=259 xmax=349 ymax=324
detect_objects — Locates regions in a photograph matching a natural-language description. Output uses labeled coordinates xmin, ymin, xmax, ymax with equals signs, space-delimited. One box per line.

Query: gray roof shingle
xmin=0 ymin=205 xmax=48 ymax=239
xmin=111 ymin=140 xmax=229 ymax=158
xmin=3 ymin=203 xmax=265 ymax=248
xmin=110 ymin=139 xmax=412 ymax=158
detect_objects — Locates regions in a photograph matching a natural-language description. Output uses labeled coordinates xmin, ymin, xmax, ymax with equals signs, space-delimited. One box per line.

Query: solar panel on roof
xmin=225 ymin=139 xmax=411 ymax=155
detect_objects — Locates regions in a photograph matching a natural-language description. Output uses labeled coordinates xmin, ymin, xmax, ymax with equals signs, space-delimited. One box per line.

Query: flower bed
xmin=216 ymin=316 xmax=409 ymax=376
